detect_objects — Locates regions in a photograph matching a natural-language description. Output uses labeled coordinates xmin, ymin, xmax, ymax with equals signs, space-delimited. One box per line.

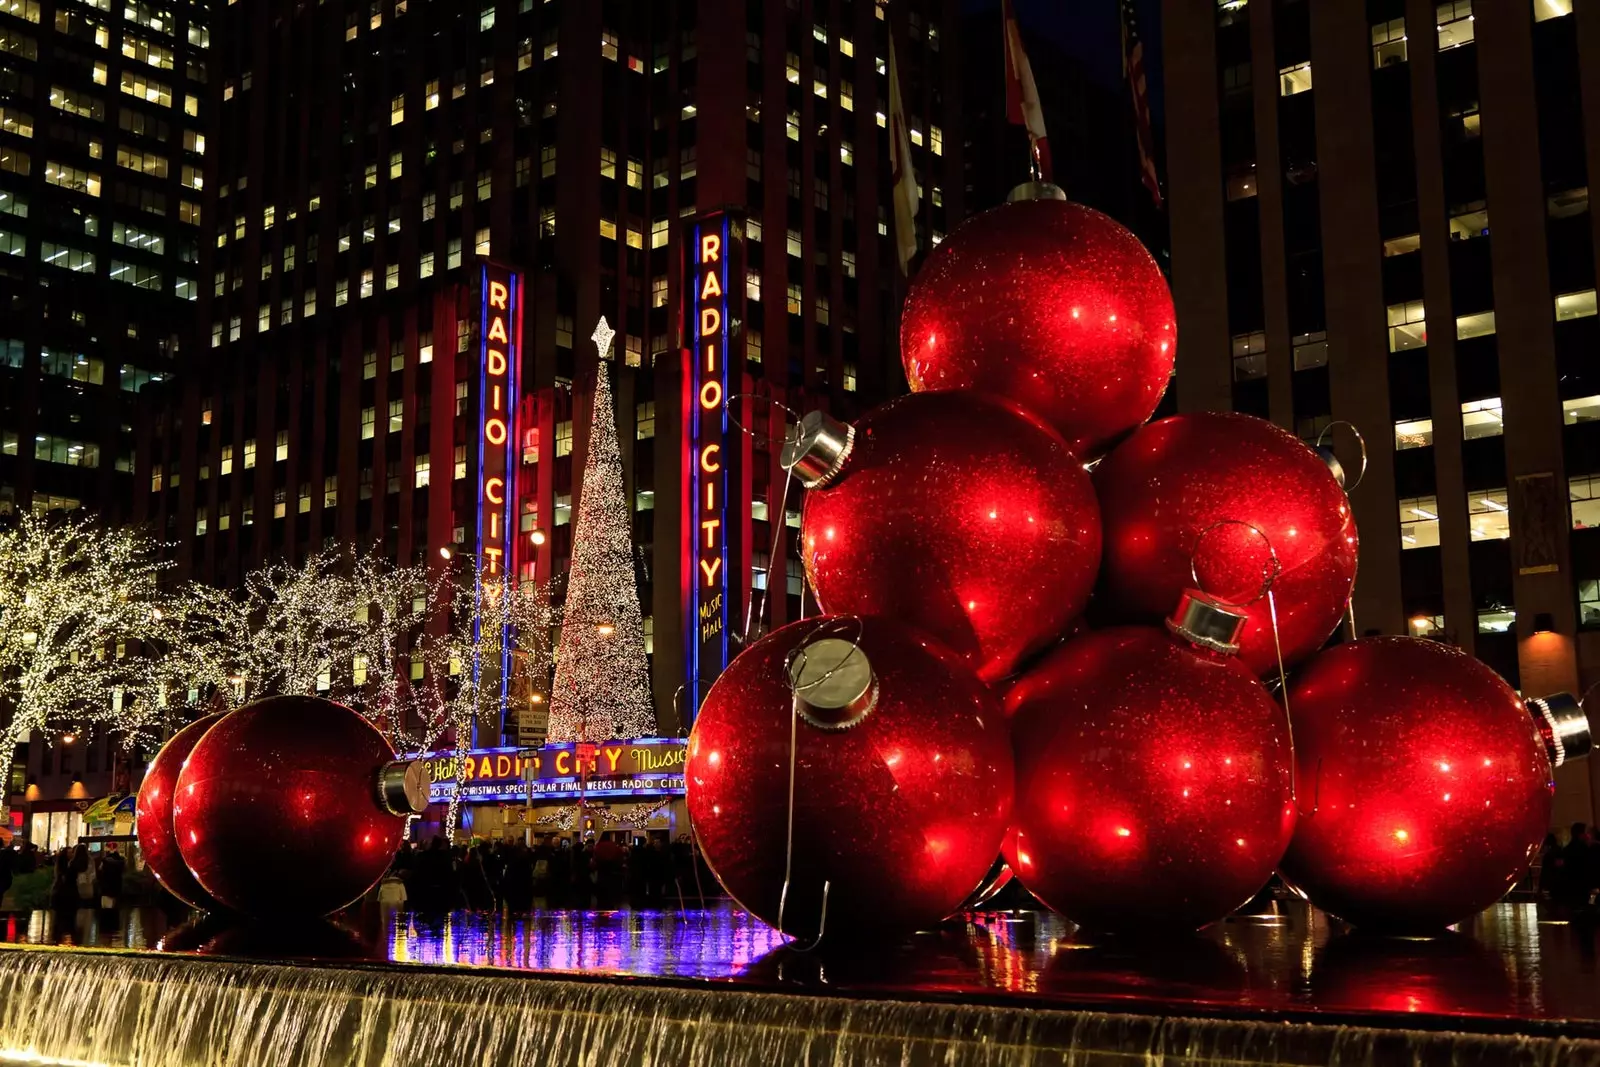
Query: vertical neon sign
xmin=684 ymin=213 xmax=741 ymax=718
xmin=476 ymin=263 xmax=522 ymax=739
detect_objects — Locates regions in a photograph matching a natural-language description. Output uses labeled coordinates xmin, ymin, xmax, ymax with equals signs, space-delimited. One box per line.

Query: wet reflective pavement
xmin=5 ymin=898 xmax=1600 ymax=1034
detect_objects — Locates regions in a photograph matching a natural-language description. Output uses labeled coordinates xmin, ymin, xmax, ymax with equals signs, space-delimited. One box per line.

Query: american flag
xmin=1121 ymin=0 xmax=1162 ymax=208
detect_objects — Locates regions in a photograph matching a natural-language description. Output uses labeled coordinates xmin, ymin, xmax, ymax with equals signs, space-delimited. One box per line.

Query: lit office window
xmin=1477 ymin=607 xmax=1515 ymax=634
xmin=1469 ymin=489 xmax=1510 ymax=541
xmin=1579 ymin=581 xmax=1600 ymax=627
xmin=1456 ymin=309 xmax=1495 ymax=340
xmin=1556 ymin=289 xmax=1597 ymax=321
xmin=1534 ymin=0 xmax=1572 ymax=20
xmin=1383 ymin=233 xmax=1421 ymax=257
xmin=1436 ymin=1 xmax=1474 ymax=50
xmin=1564 ymin=395 xmax=1600 ymax=424
xmin=1278 ymin=62 xmax=1312 ymax=96
xmin=1449 ymin=203 xmax=1489 ymax=240
xmin=1371 ymin=18 xmax=1406 ymax=68
xmin=1399 ymin=496 xmax=1440 ymax=549
xmin=1571 ymin=474 xmax=1600 ymax=530
xmin=1461 ymin=397 xmax=1503 ymax=440
xmin=1292 ymin=331 xmax=1328 ymax=370
xmin=1387 ymin=300 xmax=1426 ymax=351
xmin=1394 ymin=418 xmax=1433 ymax=450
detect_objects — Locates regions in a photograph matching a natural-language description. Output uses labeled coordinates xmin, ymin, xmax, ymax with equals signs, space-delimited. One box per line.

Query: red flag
xmin=1121 ymin=0 xmax=1162 ymax=208
xmin=1002 ymin=0 xmax=1053 ymax=183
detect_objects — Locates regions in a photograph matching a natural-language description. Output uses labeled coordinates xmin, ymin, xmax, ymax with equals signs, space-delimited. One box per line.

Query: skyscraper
xmin=137 ymin=0 xmax=963 ymax=758
xmin=0 ymin=0 xmax=209 ymax=522
xmin=1162 ymin=0 xmax=1597 ymax=824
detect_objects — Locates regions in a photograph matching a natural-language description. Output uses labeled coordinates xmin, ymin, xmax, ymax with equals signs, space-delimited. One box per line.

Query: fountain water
xmin=3 ymin=947 xmax=1600 ymax=1067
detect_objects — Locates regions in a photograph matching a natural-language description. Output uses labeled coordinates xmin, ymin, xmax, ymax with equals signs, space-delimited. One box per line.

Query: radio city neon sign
xmin=478 ymin=268 xmax=520 ymax=578
xmin=685 ymin=213 xmax=737 ymax=711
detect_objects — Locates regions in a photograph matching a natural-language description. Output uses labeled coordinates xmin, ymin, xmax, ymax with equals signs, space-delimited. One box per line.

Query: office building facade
xmin=1163 ymin=0 xmax=1597 ymax=821
xmin=136 ymin=0 xmax=963 ymax=756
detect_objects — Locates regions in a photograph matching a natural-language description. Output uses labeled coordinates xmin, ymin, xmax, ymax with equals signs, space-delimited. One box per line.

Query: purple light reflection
xmin=387 ymin=905 xmax=792 ymax=978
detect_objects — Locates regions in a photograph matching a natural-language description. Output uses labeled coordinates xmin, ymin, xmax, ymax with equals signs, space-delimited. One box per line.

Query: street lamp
xmin=530 ymin=529 xmax=547 ymax=546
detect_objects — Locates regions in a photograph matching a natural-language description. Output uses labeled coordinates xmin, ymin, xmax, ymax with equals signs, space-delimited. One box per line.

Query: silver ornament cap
xmin=1006 ymin=181 xmax=1069 ymax=203
xmin=377 ymin=759 xmax=430 ymax=815
xmin=788 ymin=636 xmax=878 ymax=731
xmin=1527 ymin=692 xmax=1592 ymax=768
xmin=1166 ymin=589 xmax=1249 ymax=656
xmin=782 ymin=410 xmax=856 ymax=489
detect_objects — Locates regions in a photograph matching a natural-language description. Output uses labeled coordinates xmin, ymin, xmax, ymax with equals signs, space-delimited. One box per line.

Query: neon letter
xmin=489 ymin=281 xmax=509 ymax=310
xmin=701 ymin=517 xmax=721 ymax=548
xmin=484 ymin=547 xmax=503 ymax=574
xmin=555 ymin=751 xmax=570 ymax=776
xmin=703 ymin=342 xmax=718 ymax=374
xmin=700 ymin=443 xmax=721 ymax=472
xmin=700 ymin=379 xmax=722 ymax=411
xmin=700 ymin=307 xmax=720 ymax=336
xmin=485 ymin=477 xmax=504 ymax=505
xmin=487 ymin=349 xmax=507 ymax=376
xmin=700 ymin=558 xmax=723 ymax=584
xmin=700 ymin=270 xmax=722 ymax=301
xmin=488 ymin=316 xmax=509 ymax=344
xmin=489 ymin=511 xmax=500 ymax=539
xmin=701 ymin=233 xmax=721 ymax=263
xmin=485 ymin=417 xmax=508 ymax=445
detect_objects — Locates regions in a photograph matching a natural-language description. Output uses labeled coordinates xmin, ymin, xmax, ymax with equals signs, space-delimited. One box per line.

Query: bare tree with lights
xmin=0 ymin=514 xmax=176 ymax=820
xmin=548 ymin=319 xmax=656 ymax=743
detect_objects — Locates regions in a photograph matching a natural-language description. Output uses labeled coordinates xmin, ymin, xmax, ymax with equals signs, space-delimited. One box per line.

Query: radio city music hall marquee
xmin=419 ymin=739 xmax=689 ymax=803
xmin=476 ymin=264 xmax=523 ymax=710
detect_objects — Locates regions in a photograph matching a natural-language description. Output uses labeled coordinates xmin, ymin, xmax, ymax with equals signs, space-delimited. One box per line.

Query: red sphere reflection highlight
xmin=173 ymin=695 xmax=407 ymax=918
xmin=801 ymin=391 xmax=1101 ymax=683
xmin=1093 ymin=412 xmax=1358 ymax=676
xmin=135 ymin=711 xmax=229 ymax=911
xmin=900 ymin=198 xmax=1175 ymax=459
xmin=1278 ymin=637 xmax=1553 ymax=931
xmin=1004 ymin=627 xmax=1295 ymax=932
xmin=687 ymin=616 xmax=1014 ymax=939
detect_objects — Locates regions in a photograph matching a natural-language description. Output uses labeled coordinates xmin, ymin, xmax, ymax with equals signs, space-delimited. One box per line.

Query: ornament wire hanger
xmin=774 ymin=615 xmax=869 ymax=949
xmin=725 ymin=393 xmax=810 ymax=645
xmin=1315 ymin=420 xmax=1369 ymax=640
xmin=1189 ymin=520 xmax=1318 ymax=818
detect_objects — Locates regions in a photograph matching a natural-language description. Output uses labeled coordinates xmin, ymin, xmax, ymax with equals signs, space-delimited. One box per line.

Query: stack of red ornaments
xmin=686 ymin=186 xmax=1588 ymax=939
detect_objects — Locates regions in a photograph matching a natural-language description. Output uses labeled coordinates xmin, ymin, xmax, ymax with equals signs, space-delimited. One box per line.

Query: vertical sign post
xmin=475 ymin=263 xmax=522 ymax=744
xmin=683 ymin=213 xmax=743 ymax=722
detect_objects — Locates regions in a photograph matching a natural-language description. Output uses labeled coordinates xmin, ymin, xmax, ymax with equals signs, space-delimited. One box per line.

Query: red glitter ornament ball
xmin=687 ymin=616 xmax=1014 ymax=940
xmin=1278 ymin=637 xmax=1556 ymax=931
xmin=135 ymin=711 xmax=229 ymax=911
xmin=173 ymin=695 xmax=421 ymax=918
xmin=796 ymin=390 xmax=1101 ymax=684
xmin=1094 ymin=411 xmax=1358 ymax=676
xmin=900 ymin=195 xmax=1176 ymax=459
xmin=1004 ymin=626 xmax=1296 ymax=932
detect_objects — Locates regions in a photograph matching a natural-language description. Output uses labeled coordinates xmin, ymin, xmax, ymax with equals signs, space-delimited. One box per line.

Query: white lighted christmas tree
xmin=547 ymin=318 xmax=657 ymax=741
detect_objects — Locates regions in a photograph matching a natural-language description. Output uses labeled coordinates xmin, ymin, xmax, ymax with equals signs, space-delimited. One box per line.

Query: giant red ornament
xmin=789 ymin=390 xmax=1101 ymax=684
xmin=173 ymin=695 xmax=427 ymax=918
xmin=899 ymin=189 xmax=1176 ymax=458
xmin=1278 ymin=637 xmax=1589 ymax=931
xmin=135 ymin=711 xmax=229 ymax=911
xmin=687 ymin=616 xmax=1013 ymax=940
xmin=1004 ymin=611 xmax=1296 ymax=932
xmin=1093 ymin=411 xmax=1358 ymax=677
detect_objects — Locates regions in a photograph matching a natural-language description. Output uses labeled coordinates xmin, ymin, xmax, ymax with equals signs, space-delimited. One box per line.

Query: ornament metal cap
xmin=788 ymin=636 xmax=878 ymax=731
xmin=1527 ymin=692 xmax=1593 ymax=768
xmin=1165 ymin=588 xmax=1249 ymax=656
xmin=376 ymin=759 xmax=430 ymax=816
xmin=1006 ymin=181 xmax=1069 ymax=203
xmin=781 ymin=410 xmax=856 ymax=489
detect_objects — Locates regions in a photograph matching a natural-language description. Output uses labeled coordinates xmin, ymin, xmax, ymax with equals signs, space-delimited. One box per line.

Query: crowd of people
xmin=384 ymin=834 xmax=717 ymax=912
xmin=1539 ymin=823 xmax=1600 ymax=908
xmin=0 ymin=839 xmax=128 ymax=912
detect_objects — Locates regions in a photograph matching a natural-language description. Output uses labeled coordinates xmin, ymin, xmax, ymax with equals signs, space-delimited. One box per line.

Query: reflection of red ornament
xmin=687 ymin=616 xmax=1013 ymax=940
xmin=899 ymin=192 xmax=1176 ymax=458
xmin=1094 ymin=411 xmax=1358 ymax=676
xmin=1004 ymin=610 xmax=1295 ymax=932
xmin=135 ymin=711 xmax=228 ymax=911
xmin=1279 ymin=637 xmax=1588 ymax=931
xmin=789 ymin=391 xmax=1101 ymax=684
xmin=173 ymin=696 xmax=427 ymax=918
